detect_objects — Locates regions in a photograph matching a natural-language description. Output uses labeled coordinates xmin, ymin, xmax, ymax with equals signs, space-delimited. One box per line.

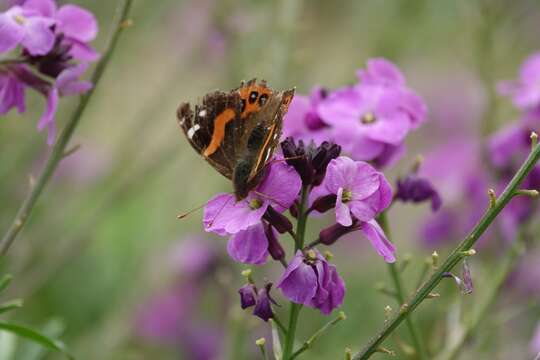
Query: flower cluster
xmin=283 ymin=58 xmax=427 ymax=167
xmin=203 ymin=139 xmax=395 ymax=316
xmin=0 ymin=0 xmax=98 ymax=144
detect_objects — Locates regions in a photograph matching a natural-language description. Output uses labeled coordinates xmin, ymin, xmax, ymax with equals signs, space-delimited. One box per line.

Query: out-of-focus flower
xmin=317 ymin=59 xmax=426 ymax=164
xmin=498 ymin=52 xmax=540 ymax=112
xmin=0 ymin=67 xmax=25 ymax=114
xmin=277 ymin=249 xmax=345 ymax=315
xmin=510 ymin=250 xmax=540 ymax=297
xmin=281 ymin=137 xmax=341 ymax=186
xmin=282 ymin=87 xmax=331 ymax=144
xmin=203 ymin=161 xmax=301 ymax=235
xmin=22 ymin=0 xmax=99 ymax=61
xmin=314 ymin=156 xmax=392 ymax=226
xmin=0 ymin=4 xmax=55 ymax=55
xmin=395 ymin=174 xmax=442 ymax=211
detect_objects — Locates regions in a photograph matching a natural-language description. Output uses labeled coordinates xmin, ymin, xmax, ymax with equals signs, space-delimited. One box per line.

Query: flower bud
xmin=263 ymin=206 xmax=293 ymax=233
xmin=238 ymin=284 xmax=256 ymax=309
xmin=263 ymin=222 xmax=285 ymax=261
xmin=310 ymin=194 xmax=337 ymax=214
xmin=319 ymin=221 xmax=358 ymax=245
xmin=395 ymin=175 xmax=441 ymax=211
xmin=253 ymin=283 xmax=277 ymax=322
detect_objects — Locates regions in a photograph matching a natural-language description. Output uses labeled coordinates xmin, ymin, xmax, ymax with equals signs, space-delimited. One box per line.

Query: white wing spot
xmin=187 ymin=124 xmax=200 ymax=139
xmin=179 ymin=117 xmax=185 ymax=126
xmin=199 ymin=109 xmax=207 ymax=117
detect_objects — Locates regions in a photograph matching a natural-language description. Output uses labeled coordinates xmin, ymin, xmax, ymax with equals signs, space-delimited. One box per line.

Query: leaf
xmin=270 ymin=319 xmax=282 ymax=360
xmin=0 ymin=274 xmax=13 ymax=293
xmin=0 ymin=299 xmax=23 ymax=315
xmin=0 ymin=322 xmax=74 ymax=360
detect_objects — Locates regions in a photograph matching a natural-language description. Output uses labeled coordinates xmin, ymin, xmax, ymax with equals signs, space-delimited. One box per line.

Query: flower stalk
xmin=353 ymin=140 xmax=540 ymax=359
xmin=0 ymin=0 xmax=134 ymax=257
xmin=282 ymin=185 xmax=309 ymax=360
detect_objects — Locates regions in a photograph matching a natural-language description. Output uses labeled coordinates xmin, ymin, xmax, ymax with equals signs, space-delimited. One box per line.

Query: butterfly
xmin=177 ymin=79 xmax=295 ymax=200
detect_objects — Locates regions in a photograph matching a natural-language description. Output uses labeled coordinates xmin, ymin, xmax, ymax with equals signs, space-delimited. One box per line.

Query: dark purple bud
xmin=319 ymin=221 xmax=358 ymax=245
xmin=263 ymin=206 xmax=293 ymax=233
xmin=281 ymin=137 xmax=313 ymax=185
xmin=312 ymin=142 xmax=341 ymax=186
xmin=23 ymin=34 xmax=73 ymax=78
xmin=263 ymin=222 xmax=285 ymax=261
xmin=238 ymin=284 xmax=256 ymax=309
xmin=395 ymin=175 xmax=442 ymax=211
xmin=310 ymin=194 xmax=337 ymax=214
xmin=253 ymin=283 xmax=277 ymax=322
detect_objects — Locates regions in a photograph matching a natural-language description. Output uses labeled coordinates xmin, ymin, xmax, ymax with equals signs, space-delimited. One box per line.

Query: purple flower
xmin=314 ymin=156 xmax=392 ymax=226
xmin=168 ymin=237 xmax=219 ymax=279
xmin=227 ymin=223 xmax=270 ymax=265
xmin=0 ymin=4 xmax=55 ymax=55
xmin=498 ymin=52 xmax=540 ymax=111
xmin=282 ymin=87 xmax=331 ymax=144
xmin=356 ymin=58 xmax=405 ymax=87
xmin=488 ymin=122 xmax=531 ymax=169
xmin=0 ymin=67 xmax=25 ymax=114
xmin=277 ymin=250 xmax=345 ymax=315
xmin=396 ymin=175 xmax=442 ymax=211
xmin=253 ymin=283 xmax=277 ymax=321
xmin=22 ymin=0 xmax=99 ymax=61
xmin=203 ymin=161 xmax=301 ymax=235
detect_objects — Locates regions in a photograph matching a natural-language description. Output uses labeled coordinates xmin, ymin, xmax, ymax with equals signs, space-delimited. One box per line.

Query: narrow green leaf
xmin=0 ymin=274 xmax=13 ymax=293
xmin=0 ymin=322 xmax=74 ymax=360
xmin=0 ymin=299 xmax=23 ymax=315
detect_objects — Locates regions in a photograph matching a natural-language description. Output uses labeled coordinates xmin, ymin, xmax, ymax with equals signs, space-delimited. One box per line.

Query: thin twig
xmin=0 ymin=0 xmax=134 ymax=257
xmin=353 ymin=142 xmax=540 ymax=360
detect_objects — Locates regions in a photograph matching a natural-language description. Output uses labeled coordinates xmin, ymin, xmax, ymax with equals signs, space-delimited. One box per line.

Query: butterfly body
xmin=178 ymin=79 xmax=294 ymax=200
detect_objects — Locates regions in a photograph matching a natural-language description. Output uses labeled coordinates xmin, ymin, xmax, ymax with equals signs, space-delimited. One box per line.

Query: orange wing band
xmin=203 ymin=108 xmax=236 ymax=157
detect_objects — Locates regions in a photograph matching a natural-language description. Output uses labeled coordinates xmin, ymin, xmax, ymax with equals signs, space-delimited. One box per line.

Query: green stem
xmin=436 ymin=235 xmax=526 ymax=360
xmin=353 ymin=142 xmax=540 ymax=360
xmin=282 ymin=185 xmax=309 ymax=360
xmin=0 ymin=0 xmax=134 ymax=258
xmin=379 ymin=213 xmax=428 ymax=359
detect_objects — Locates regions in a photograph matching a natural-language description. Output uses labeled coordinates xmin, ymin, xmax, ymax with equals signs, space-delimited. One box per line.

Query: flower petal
xmin=360 ymin=219 xmax=396 ymax=263
xmin=227 ymin=224 xmax=269 ymax=265
xmin=0 ymin=11 xmax=25 ymax=54
xmin=257 ymin=161 xmax=301 ymax=211
xmin=56 ymin=4 xmax=98 ymax=42
xmin=21 ymin=17 xmax=55 ymax=55
xmin=67 ymin=39 xmax=99 ymax=61
xmin=335 ymin=187 xmax=352 ymax=226
xmin=277 ymin=257 xmax=318 ymax=305
xmin=23 ymin=0 xmax=57 ymax=17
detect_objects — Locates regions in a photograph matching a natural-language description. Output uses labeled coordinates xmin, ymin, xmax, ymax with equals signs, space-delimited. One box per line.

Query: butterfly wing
xmin=177 ymin=90 xmax=242 ymax=179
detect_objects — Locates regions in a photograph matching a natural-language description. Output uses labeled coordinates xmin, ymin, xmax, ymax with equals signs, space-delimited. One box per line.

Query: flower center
xmin=342 ymin=189 xmax=353 ymax=202
xmin=249 ymin=198 xmax=263 ymax=210
xmin=303 ymin=249 xmax=318 ymax=265
xmin=14 ymin=14 xmax=26 ymax=25
xmin=361 ymin=111 xmax=376 ymax=124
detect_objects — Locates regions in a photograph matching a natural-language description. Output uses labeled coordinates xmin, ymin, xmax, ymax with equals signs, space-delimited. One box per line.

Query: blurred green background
xmin=1 ymin=0 xmax=540 ymax=359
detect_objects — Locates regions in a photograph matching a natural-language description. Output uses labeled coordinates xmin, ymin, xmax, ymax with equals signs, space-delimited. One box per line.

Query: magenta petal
xmin=57 ymin=63 xmax=92 ymax=96
xmin=56 ymin=4 xmax=98 ymax=42
xmin=324 ymin=157 xmax=358 ymax=193
xmin=21 ymin=17 xmax=55 ymax=55
xmin=46 ymin=118 xmax=56 ymax=145
xmin=23 ymin=0 xmax=56 ymax=17
xmin=0 ymin=11 xmax=25 ymax=54
xmin=227 ymin=224 xmax=269 ymax=265
xmin=361 ymin=219 xmax=396 ymax=263
xmin=277 ymin=253 xmax=318 ymax=304
xmin=335 ymin=187 xmax=352 ymax=226
xmin=67 ymin=39 xmax=99 ymax=62
xmin=203 ymin=193 xmax=268 ymax=235
xmin=257 ymin=161 xmax=301 ymax=212
xmin=357 ymin=58 xmax=405 ymax=86
xmin=0 ymin=72 xmax=26 ymax=114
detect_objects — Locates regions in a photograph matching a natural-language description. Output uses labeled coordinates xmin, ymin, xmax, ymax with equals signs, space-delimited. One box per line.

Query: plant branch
xmin=0 ymin=0 xmax=134 ymax=258
xmin=379 ymin=212 xmax=429 ymax=359
xmin=353 ymin=141 xmax=540 ymax=360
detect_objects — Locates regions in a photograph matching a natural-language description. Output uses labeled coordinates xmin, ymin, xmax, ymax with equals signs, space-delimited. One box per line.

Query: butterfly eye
xmin=259 ymin=94 xmax=269 ymax=107
xmin=240 ymin=99 xmax=246 ymax=113
xmin=249 ymin=91 xmax=259 ymax=104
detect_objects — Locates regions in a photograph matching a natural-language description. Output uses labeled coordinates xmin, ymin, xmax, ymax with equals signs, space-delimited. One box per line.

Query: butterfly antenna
xmin=177 ymin=203 xmax=206 ymax=219
xmin=207 ymin=195 xmax=234 ymax=227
